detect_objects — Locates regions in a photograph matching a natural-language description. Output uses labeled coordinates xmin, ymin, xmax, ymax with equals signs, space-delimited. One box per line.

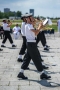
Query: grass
xmin=48 ymin=24 xmax=57 ymax=31
xmin=10 ymin=24 xmax=21 ymax=28
xmin=0 ymin=19 xmax=58 ymax=32
xmin=10 ymin=24 xmax=57 ymax=32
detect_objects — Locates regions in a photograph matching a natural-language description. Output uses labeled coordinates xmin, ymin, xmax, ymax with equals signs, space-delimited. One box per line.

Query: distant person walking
xmin=1 ymin=19 xmax=16 ymax=47
xmin=57 ymin=19 xmax=60 ymax=36
xmin=13 ymin=24 xmax=21 ymax=39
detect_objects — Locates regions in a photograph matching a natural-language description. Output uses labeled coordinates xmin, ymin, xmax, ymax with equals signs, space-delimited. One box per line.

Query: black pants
xmin=21 ymin=32 xmax=46 ymax=71
xmin=21 ymin=42 xmax=43 ymax=72
xmin=19 ymin=36 xmax=26 ymax=55
xmin=36 ymin=31 xmax=46 ymax=46
xmin=21 ymin=51 xmax=31 ymax=70
xmin=2 ymin=31 xmax=13 ymax=44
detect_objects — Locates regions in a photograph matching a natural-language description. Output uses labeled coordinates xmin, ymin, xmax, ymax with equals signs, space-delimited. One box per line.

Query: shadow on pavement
xmin=18 ymin=78 xmax=60 ymax=87
xmin=5 ymin=46 xmax=20 ymax=49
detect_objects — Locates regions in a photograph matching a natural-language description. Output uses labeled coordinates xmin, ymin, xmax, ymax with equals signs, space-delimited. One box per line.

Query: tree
xmin=16 ymin=11 xmax=22 ymax=17
xmin=0 ymin=11 xmax=3 ymax=19
xmin=3 ymin=12 xmax=9 ymax=19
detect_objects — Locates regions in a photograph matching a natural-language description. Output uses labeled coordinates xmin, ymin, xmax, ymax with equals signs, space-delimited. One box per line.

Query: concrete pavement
xmin=0 ymin=32 xmax=60 ymax=90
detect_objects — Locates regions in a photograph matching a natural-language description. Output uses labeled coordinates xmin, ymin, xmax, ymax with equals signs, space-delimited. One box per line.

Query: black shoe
xmin=40 ymin=73 xmax=51 ymax=79
xmin=44 ymin=47 xmax=49 ymax=51
xmin=42 ymin=65 xmax=49 ymax=69
xmin=12 ymin=45 xmax=17 ymax=47
xmin=0 ymin=48 xmax=3 ymax=51
xmin=1 ymin=45 xmax=6 ymax=47
xmin=17 ymin=72 xmax=28 ymax=79
xmin=17 ymin=58 xmax=23 ymax=62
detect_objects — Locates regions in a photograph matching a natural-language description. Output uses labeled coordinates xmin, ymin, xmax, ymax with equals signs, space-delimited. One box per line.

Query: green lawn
xmin=0 ymin=19 xmax=58 ymax=31
xmin=10 ymin=24 xmax=21 ymax=28
xmin=48 ymin=24 xmax=57 ymax=31
xmin=11 ymin=24 xmax=57 ymax=31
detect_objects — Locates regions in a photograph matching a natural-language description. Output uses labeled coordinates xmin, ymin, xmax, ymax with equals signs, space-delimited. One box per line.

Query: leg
xmin=21 ymin=51 xmax=31 ymax=70
xmin=17 ymin=43 xmax=51 ymax=79
xmin=7 ymin=32 xmax=16 ymax=47
xmin=41 ymin=31 xmax=46 ymax=46
xmin=27 ymin=43 xmax=51 ymax=79
xmin=37 ymin=31 xmax=49 ymax=51
xmin=27 ymin=43 xmax=43 ymax=72
xmin=17 ymin=51 xmax=31 ymax=79
xmin=17 ymin=36 xmax=26 ymax=62
xmin=7 ymin=32 xmax=13 ymax=44
xmin=19 ymin=36 xmax=26 ymax=55
xmin=1 ymin=31 xmax=8 ymax=47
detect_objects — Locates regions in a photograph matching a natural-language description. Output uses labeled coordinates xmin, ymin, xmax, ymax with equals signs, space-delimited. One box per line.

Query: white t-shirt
xmin=21 ymin=22 xmax=25 ymax=36
xmin=13 ymin=26 xmax=21 ymax=33
xmin=3 ymin=23 xmax=10 ymax=31
xmin=25 ymin=23 xmax=36 ymax=41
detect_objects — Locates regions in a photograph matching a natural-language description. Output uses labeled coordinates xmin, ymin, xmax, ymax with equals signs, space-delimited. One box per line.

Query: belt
xmin=27 ymin=40 xmax=36 ymax=42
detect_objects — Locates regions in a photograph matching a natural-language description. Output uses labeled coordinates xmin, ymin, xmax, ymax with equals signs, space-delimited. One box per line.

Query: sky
xmin=0 ymin=0 xmax=60 ymax=18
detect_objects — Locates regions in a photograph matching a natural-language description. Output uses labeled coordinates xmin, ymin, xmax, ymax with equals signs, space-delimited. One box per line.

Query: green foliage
xmin=16 ymin=11 xmax=22 ymax=17
xmin=0 ymin=11 xmax=4 ymax=19
xmin=0 ymin=11 xmax=22 ymax=19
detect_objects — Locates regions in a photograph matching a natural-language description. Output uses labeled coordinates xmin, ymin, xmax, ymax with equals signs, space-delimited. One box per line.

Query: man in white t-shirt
xmin=1 ymin=19 xmax=16 ymax=47
xmin=17 ymin=13 xmax=51 ymax=80
xmin=13 ymin=24 xmax=21 ymax=39
xmin=17 ymin=15 xmax=27 ymax=62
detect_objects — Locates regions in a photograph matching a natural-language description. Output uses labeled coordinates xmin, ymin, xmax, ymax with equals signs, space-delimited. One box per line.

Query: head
xmin=8 ymin=20 xmax=10 ymax=22
xmin=7 ymin=20 xmax=10 ymax=24
xmin=16 ymin=24 xmax=18 ymax=27
xmin=25 ymin=13 xmax=34 ymax=24
xmin=3 ymin=19 xmax=7 ymax=23
xmin=25 ymin=16 xmax=31 ymax=24
xmin=21 ymin=14 xmax=26 ymax=22
xmin=22 ymin=17 xmax=27 ymax=23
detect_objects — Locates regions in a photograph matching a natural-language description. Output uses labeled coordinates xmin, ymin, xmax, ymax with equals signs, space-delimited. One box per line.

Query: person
xmin=17 ymin=15 xmax=27 ymax=62
xmin=1 ymin=19 xmax=16 ymax=47
xmin=17 ymin=14 xmax=51 ymax=80
xmin=57 ymin=19 xmax=60 ymax=36
xmin=37 ymin=31 xmax=49 ymax=51
xmin=17 ymin=14 xmax=47 ymax=71
xmin=17 ymin=14 xmax=47 ymax=62
xmin=17 ymin=13 xmax=49 ymax=66
xmin=35 ymin=18 xmax=49 ymax=51
xmin=13 ymin=24 xmax=21 ymax=39
xmin=17 ymin=14 xmax=44 ymax=62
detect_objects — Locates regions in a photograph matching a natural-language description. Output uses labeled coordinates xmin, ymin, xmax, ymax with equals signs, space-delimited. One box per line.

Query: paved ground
xmin=0 ymin=32 xmax=60 ymax=90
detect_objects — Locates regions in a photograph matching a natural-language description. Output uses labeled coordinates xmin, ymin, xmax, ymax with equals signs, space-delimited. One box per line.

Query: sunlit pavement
xmin=0 ymin=32 xmax=60 ymax=90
